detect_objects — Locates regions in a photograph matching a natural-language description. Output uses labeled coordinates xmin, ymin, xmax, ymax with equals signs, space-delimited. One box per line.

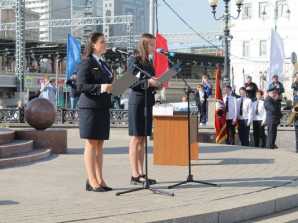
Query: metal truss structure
xmin=0 ymin=0 xmax=16 ymax=9
xmin=0 ymin=15 xmax=134 ymax=31
xmin=15 ymin=0 xmax=25 ymax=92
xmin=108 ymin=32 xmax=221 ymax=48
xmin=0 ymin=0 xmax=134 ymax=93
xmin=164 ymin=32 xmax=220 ymax=44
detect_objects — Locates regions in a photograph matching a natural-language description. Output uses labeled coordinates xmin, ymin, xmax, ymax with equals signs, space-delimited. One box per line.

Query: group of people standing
xmin=223 ymin=75 xmax=284 ymax=149
xmin=77 ymin=32 xmax=159 ymax=192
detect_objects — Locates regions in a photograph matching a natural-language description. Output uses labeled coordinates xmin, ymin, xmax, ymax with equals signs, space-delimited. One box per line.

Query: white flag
xmin=268 ymin=29 xmax=285 ymax=82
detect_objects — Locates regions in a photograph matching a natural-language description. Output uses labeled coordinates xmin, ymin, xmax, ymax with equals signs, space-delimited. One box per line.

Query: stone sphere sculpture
xmin=24 ymin=98 xmax=56 ymax=130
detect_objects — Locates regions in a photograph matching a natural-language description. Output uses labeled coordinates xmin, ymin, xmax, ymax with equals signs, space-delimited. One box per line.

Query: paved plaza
xmin=0 ymin=128 xmax=298 ymax=223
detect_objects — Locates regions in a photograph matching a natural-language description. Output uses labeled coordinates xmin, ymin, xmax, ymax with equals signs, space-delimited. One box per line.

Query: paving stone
xmin=0 ymin=129 xmax=298 ymax=223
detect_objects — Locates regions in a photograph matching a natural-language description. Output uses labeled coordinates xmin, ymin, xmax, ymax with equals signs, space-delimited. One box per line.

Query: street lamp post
xmin=208 ymin=0 xmax=243 ymax=85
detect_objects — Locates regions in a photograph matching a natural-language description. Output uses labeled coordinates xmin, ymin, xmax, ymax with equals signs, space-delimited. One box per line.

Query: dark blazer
xmin=66 ymin=79 xmax=80 ymax=98
xmin=194 ymin=91 xmax=202 ymax=111
xmin=77 ymin=55 xmax=113 ymax=109
xmin=127 ymin=55 xmax=156 ymax=106
xmin=268 ymin=82 xmax=285 ymax=95
xmin=245 ymin=82 xmax=258 ymax=100
xmin=264 ymin=96 xmax=282 ymax=125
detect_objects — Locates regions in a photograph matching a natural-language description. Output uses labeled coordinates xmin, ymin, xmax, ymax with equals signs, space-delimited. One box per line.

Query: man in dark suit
xmin=66 ymin=73 xmax=80 ymax=109
xmin=194 ymin=84 xmax=207 ymax=125
xmin=245 ymin=75 xmax=258 ymax=101
xmin=268 ymin=74 xmax=285 ymax=99
xmin=264 ymin=87 xmax=282 ymax=149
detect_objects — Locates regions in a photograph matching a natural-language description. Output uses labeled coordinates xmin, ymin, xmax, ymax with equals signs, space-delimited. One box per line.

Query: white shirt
xmin=92 ymin=53 xmax=103 ymax=63
xmin=237 ymin=96 xmax=253 ymax=125
xmin=223 ymin=94 xmax=237 ymax=122
xmin=252 ymin=100 xmax=266 ymax=124
xmin=198 ymin=90 xmax=205 ymax=103
xmin=39 ymin=82 xmax=57 ymax=107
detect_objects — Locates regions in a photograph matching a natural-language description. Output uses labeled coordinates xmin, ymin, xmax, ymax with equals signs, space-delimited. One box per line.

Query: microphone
xmin=156 ymin=48 xmax=176 ymax=57
xmin=111 ymin=47 xmax=129 ymax=55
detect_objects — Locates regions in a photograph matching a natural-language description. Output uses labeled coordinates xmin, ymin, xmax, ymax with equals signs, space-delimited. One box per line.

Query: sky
xmin=157 ymin=0 xmax=223 ymax=33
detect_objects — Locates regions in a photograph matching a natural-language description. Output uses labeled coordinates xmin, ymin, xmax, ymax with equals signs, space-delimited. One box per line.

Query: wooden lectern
xmin=153 ymin=114 xmax=199 ymax=166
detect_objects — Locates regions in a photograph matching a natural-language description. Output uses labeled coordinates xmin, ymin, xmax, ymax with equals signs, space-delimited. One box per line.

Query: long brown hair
xmin=137 ymin=33 xmax=155 ymax=63
xmin=84 ymin=32 xmax=104 ymax=58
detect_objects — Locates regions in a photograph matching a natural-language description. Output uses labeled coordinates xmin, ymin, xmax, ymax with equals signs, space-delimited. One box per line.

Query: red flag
xmin=154 ymin=33 xmax=169 ymax=87
xmin=214 ymin=65 xmax=227 ymax=144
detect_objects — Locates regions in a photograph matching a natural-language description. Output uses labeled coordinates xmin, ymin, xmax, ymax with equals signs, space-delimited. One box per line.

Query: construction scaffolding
xmin=15 ymin=0 xmax=25 ymax=92
xmin=0 ymin=0 xmax=134 ymax=94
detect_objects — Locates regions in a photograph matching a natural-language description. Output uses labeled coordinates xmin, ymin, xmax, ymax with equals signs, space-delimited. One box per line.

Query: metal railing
xmin=0 ymin=108 xmax=294 ymax=128
xmin=0 ymin=108 xmax=129 ymax=128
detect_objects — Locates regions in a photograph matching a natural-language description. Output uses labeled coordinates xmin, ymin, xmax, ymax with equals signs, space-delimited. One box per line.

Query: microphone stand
xmin=116 ymin=62 xmax=174 ymax=197
xmin=167 ymin=58 xmax=219 ymax=189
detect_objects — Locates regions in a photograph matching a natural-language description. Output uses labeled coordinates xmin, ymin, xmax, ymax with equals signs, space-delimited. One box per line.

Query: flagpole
xmin=149 ymin=0 xmax=156 ymax=35
xmin=56 ymin=59 xmax=59 ymax=108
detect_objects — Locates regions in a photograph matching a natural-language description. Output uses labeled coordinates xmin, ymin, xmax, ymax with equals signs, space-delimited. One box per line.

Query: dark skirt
xmin=79 ymin=108 xmax=110 ymax=140
xmin=128 ymin=103 xmax=153 ymax=136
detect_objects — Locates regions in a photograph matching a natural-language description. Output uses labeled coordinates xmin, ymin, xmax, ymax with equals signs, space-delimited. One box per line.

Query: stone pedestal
xmin=15 ymin=129 xmax=67 ymax=154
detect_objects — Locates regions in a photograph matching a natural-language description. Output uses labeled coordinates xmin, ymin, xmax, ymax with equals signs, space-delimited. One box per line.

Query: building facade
xmin=230 ymin=0 xmax=297 ymax=98
xmin=0 ymin=8 xmax=39 ymax=41
xmin=103 ymin=0 xmax=149 ymax=41
xmin=71 ymin=0 xmax=103 ymax=43
xmin=24 ymin=0 xmax=149 ymax=44
xmin=26 ymin=0 xmax=51 ymax=42
xmin=49 ymin=0 xmax=71 ymax=43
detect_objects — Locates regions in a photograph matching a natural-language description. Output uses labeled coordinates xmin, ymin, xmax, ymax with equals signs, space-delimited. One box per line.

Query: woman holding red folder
xmin=127 ymin=33 xmax=160 ymax=185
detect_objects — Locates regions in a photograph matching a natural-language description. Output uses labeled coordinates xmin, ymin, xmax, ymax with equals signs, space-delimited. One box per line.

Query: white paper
xmin=153 ymin=104 xmax=174 ymax=116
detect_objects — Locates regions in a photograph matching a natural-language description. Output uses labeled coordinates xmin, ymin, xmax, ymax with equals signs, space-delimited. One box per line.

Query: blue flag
xmin=66 ymin=34 xmax=81 ymax=79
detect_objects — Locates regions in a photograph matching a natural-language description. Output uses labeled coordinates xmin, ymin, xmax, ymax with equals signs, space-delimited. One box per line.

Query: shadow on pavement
xmin=192 ymin=158 xmax=274 ymax=165
xmin=66 ymin=147 xmax=153 ymax=155
xmin=199 ymin=144 xmax=240 ymax=153
xmin=156 ymin=176 xmax=298 ymax=189
xmin=0 ymin=200 xmax=19 ymax=205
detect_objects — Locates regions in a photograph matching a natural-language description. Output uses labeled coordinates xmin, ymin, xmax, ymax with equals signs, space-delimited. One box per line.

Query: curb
xmin=149 ymin=194 xmax=298 ymax=223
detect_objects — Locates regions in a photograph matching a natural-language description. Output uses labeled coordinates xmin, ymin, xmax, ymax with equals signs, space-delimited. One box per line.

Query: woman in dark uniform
xmin=127 ymin=33 xmax=160 ymax=185
xmin=77 ymin=32 xmax=113 ymax=192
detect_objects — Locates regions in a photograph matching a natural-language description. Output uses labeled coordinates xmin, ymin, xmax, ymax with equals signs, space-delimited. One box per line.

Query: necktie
xmin=225 ymin=96 xmax=229 ymax=112
xmin=240 ymin=98 xmax=243 ymax=116
xmin=256 ymin=101 xmax=259 ymax=115
xmin=98 ymin=59 xmax=112 ymax=78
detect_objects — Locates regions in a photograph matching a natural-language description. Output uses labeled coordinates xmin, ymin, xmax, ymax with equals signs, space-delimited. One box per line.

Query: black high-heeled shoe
xmin=139 ymin=175 xmax=157 ymax=185
xmin=130 ymin=176 xmax=143 ymax=185
xmin=86 ymin=180 xmax=106 ymax=192
xmin=102 ymin=185 xmax=113 ymax=191
xmin=86 ymin=180 xmax=112 ymax=192
xmin=130 ymin=175 xmax=157 ymax=185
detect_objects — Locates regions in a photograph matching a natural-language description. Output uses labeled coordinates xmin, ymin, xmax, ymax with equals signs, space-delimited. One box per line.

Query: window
xmin=259 ymin=40 xmax=267 ymax=57
xmin=106 ymin=10 xmax=111 ymax=16
xmin=259 ymin=1 xmax=268 ymax=19
xmin=242 ymin=41 xmax=250 ymax=57
xmin=242 ymin=3 xmax=252 ymax=19
xmin=276 ymin=0 xmax=289 ymax=18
